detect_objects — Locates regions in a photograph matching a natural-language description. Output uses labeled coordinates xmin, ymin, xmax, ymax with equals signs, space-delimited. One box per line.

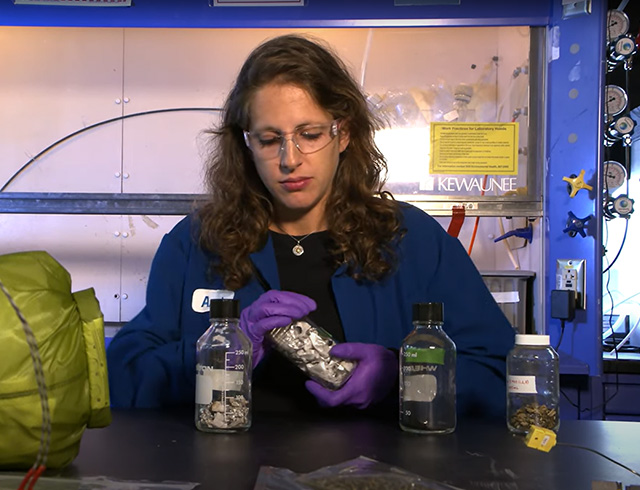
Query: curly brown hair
xmin=198 ymin=34 xmax=404 ymax=290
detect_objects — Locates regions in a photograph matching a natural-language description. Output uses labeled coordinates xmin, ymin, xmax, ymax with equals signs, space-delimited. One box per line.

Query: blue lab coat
xmin=107 ymin=203 xmax=515 ymax=416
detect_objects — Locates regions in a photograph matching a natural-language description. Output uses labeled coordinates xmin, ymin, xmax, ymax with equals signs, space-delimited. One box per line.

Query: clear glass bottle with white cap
xmin=451 ymin=83 xmax=474 ymax=122
xmin=507 ymin=334 xmax=559 ymax=434
xmin=195 ymin=298 xmax=252 ymax=433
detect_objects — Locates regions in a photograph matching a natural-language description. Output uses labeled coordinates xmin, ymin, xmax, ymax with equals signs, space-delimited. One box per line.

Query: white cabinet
xmin=0 ymin=26 xmax=540 ymax=324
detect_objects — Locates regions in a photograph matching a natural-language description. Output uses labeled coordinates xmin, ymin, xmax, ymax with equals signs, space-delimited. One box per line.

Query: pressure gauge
xmin=613 ymin=195 xmax=634 ymax=216
xmin=605 ymin=115 xmax=636 ymax=146
xmin=607 ymin=9 xmax=630 ymax=42
xmin=612 ymin=115 xmax=635 ymax=135
xmin=614 ymin=34 xmax=637 ymax=57
xmin=607 ymin=34 xmax=638 ymax=71
xmin=605 ymin=85 xmax=628 ymax=117
xmin=603 ymin=160 xmax=627 ymax=191
xmin=608 ymin=34 xmax=637 ymax=64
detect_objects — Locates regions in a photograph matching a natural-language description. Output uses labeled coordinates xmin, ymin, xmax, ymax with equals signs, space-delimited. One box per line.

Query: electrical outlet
xmin=556 ymin=259 xmax=586 ymax=309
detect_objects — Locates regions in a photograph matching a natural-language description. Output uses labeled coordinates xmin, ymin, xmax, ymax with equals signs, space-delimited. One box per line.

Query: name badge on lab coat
xmin=191 ymin=289 xmax=235 ymax=313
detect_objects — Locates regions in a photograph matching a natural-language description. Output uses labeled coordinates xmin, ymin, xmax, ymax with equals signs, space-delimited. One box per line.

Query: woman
xmin=107 ymin=34 xmax=514 ymax=416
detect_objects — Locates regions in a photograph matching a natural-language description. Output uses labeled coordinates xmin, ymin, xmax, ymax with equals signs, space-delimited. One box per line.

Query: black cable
xmin=599 ymin=4 xmax=632 ymax=421
xmin=560 ymin=384 xmax=624 ymax=415
xmin=0 ymin=107 xmax=221 ymax=192
xmin=561 ymin=250 xmax=622 ymax=416
xmin=597 ymin=260 xmax=616 ymax=412
xmin=603 ymin=216 xmax=629 ymax=274
xmin=602 ymin=119 xmax=632 ymax=355
xmin=560 ymin=389 xmax=581 ymax=410
xmin=554 ymin=319 xmax=565 ymax=351
xmin=556 ymin=442 xmax=640 ymax=478
xmin=624 ymin=140 xmax=631 ymax=179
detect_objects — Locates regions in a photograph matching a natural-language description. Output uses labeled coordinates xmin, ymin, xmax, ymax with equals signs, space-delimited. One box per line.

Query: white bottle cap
xmin=515 ymin=334 xmax=550 ymax=346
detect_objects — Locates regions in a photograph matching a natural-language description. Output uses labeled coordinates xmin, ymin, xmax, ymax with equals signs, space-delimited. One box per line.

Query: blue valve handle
xmin=563 ymin=211 xmax=593 ymax=238
xmin=494 ymin=224 xmax=533 ymax=243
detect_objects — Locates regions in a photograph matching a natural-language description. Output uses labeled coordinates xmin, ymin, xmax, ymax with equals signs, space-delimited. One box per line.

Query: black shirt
xmin=271 ymin=230 xmax=344 ymax=342
xmin=252 ymin=230 xmax=345 ymax=413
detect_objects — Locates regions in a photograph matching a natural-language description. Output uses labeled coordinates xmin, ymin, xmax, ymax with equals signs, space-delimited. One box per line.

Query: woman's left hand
xmin=305 ymin=342 xmax=398 ymax=409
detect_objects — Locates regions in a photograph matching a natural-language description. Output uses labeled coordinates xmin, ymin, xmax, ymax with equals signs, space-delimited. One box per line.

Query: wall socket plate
xmin=556 ymin=259 xmax=586 ymax=309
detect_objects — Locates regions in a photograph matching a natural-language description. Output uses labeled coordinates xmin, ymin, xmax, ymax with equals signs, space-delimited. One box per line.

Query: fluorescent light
xmin=375 ymin=127 xmax=431 ymax=191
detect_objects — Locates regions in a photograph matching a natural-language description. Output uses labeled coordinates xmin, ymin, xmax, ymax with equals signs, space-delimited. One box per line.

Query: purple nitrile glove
xmin=239 ymin=290 xmax=316 ymax=367
xmin=305 ymin=342 xmax=398 ymax=410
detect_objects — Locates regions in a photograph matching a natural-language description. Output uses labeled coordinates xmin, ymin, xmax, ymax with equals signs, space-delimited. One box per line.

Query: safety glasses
xmin=243 ymin=120 xmax=338 ymax=160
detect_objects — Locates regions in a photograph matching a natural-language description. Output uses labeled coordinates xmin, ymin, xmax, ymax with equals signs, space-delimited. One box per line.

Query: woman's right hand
xmin=240 ymin=290 xmax=316 ymax=367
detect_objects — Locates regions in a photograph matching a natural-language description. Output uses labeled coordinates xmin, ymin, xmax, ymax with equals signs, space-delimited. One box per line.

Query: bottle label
xmin=402 ymin=374 xmax=437 ymax=402
xmin=403 ymin=346 xmax=445 ymax=365
xmin=191 ymin=288 xmax=234 ymax=313
xmin=195 ymin=364 xmax=244 ymax=404
xmin=507 ymin=375 xmax=537 ymax=394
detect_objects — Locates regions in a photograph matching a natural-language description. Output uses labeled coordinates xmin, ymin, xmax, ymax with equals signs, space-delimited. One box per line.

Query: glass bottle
xmin=195 ymin=298 xmax=252 ymax=433
xmin=267 ymin=318 xmax=355 ymax=389
xmin=400 ymin=302 xmax=456 ymax=434
xmin=451 ymin=83 xmax=474 ymax=122
xmin=507 ymin=334 xmax=559 ymax=434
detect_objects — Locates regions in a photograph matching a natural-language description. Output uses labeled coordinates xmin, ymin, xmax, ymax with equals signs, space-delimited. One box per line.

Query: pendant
xmin=292 ymin=244 xmax=305 ymax=256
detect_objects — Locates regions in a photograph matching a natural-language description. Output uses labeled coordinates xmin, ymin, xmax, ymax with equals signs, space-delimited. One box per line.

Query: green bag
xmin=0 ymin=251 xmax=111 ymax=470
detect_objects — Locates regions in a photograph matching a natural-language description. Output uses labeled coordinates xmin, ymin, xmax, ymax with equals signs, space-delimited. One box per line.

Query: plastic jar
xmin=506 ymin=334 xmax=559 ymax=434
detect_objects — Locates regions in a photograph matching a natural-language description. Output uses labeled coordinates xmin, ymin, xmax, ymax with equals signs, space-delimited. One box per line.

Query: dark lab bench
xmin=42 ymin=408 xmax=640 ymax=489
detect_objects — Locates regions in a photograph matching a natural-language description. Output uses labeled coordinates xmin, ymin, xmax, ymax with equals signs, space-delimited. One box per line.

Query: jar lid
xmin=412 ymin=302 xmax=444 ymax=322
xmin=515 ymin=334 xmax=550 ymax=346
xmin=209 ymin=298 xmax=240 ymax=319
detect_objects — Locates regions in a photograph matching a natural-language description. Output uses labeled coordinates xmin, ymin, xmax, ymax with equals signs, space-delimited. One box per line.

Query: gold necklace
xmin=275 ymin=225 xmax=314 ymax=256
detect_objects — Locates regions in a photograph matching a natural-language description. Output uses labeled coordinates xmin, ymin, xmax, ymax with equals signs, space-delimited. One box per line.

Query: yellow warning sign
xmin=430 ymin=122 xmax=518 ymax=175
